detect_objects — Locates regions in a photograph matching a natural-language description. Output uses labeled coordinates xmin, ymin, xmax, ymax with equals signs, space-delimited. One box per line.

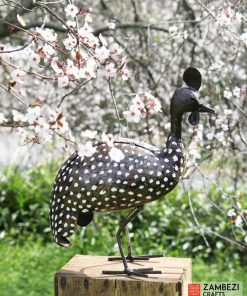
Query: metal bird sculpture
xmin=50 ymin=67 xmax=215 ymax=277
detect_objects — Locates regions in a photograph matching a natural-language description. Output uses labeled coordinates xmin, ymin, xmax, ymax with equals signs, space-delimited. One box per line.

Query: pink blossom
xmin=105 ymin=63 xmax=116 ymax=77
xmin=10 ymin=69 xmax=26 ymax=81
xmin=63 ymin=35 xmax=77 ymax=50
xmin=123 ymin=106 xmax=141 ymax=123
xmin=101 ymin=133 xmax=114 ymax=147
xmin=66 ymin=59 xmax=79 ymax=78
xmin=28 ymin=51 xmax=41 ymax=68
xmin=51 ymin=57 xmax=62 ymax=74
xmin=58 ymin=75 xmax=69 ymax=87
xmin=35 ymin=28 xmax=57 ymax=42
xmin=120 ymin=68 xmax=130 ymax=80
xmin=94 ymin=46 xmax=110 ymax=63
xmin=132 ymin=95 xmax=145 ymax=111
xmin=26 ymin=106 xmax=41 ymax=124
xmin=65 ymin=4 xmax=79 ymax=18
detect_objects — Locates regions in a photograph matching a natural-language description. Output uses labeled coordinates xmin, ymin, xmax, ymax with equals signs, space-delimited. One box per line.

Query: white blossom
xmin=224 ymin=109 xmax=233 ymax=115
xmin=102 ymin=133 xmax=114 ymax=147
xmin=109 ymin=147 xmax=125 ymax=162
xmin=215 ymin=131 xmax=227 ymax=146
xmin=235 ymin=215 xmax=243 ymax=227
xmin=51 ymin=57 xmax=62 ymax=74
xmin=120 ymin=68 xmax=130 ymax=80
xmin=58 ymin=75 xmax=69 ymax=87
xmin=17 ymin=14 xmax=26 ymax=27
xmin=223 ymin=88 xmax=232 ymax=99
xmin=63 ymin=35 xmax=77 ymax=50
xmin=123 ymin=108 xmax=141 ymax=123
xmin=132 ymin=95 xmax=145 ymax=111
xmin=66 ymin=59 xmax=79 ymax=78
xmin=85 ymin=58 xmax=97 ymax=78
xmin=99 ymin=34 xmax=107 ymax=47
xmin=12 ymin=110 xmax=27 ymax=122
xmin=227 ymin=209 xmax=236 ymax=217
xmin=108 ymin=22 xmax=116 ymax=30
xmin=10 ymin=69 xmax=26 ymax=81
xmin=81 ymin=130 xmax=97 ymax=139
xmin=0 ymin=112 xmax=7 ymax=124
xmin=78 ymin=22 xmax=93 ymax=39
xmin=65 ymin=4 xmax=79 ymax=18
xmin=66 ymin=20 xmax=76 ymax=29
xmin=240 ymin=32 xmax=247 ymax=45
xmin=94 ymin=46 xmax=110 ymax=63
xmin=105 ymin=63 xmax=116 ymax=77
xmin=35 ymin=28 xmax=57 ymax=42
xmin=26 ymin=106 xmax=41 ymax=124
xmin=85 ymin=14 xmax=93 ymax=23
xmin=169 ymin=26 xmax=179 ymax=37
xmin=16 ymin=127 xmax=33 ymax=145
xmin=78 ymin=141 xmax=96 ymax=158
xmin=233 ymin=87 xmax=240 ymax=98
xmin=42 ymin=44 xmax=55 ymax=56
xmin=28 ymin=51 xmax=40 ymax=68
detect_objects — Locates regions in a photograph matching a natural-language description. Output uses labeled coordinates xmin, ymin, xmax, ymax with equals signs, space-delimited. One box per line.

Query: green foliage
xmin=0 ymin=241 xmax=246 ymax=296
xmin=0 ymin=163 xmax=58 ymax=243
xmin=0 ymin=162 xmax=246 ymax=266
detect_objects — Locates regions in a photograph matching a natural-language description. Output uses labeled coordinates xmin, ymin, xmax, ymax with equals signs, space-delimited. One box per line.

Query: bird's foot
xmin=102 ymin=267 xmax=162 ymax=277
xmin=108 ymin=254 xmax=164 ymax=262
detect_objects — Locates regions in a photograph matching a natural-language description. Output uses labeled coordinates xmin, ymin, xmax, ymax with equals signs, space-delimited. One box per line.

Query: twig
xmin=1 ymin=58 xmax=53 ymax=80
xmin=93 ymin=22 xmax=169 ymax=36
xmin=57 ymin=78 xmax=93 ymax=108
xmin=0 ymin=122 xmax=31 ymax=128
xmin=108 ymin=77 xmax=123 ymax=136
xmin=0 ymin=18 xmax=67 ymax=55
xmin=202 ymin=227 xmax=246 ymax=249
xmin=0 ymin=39 xmax=33 ymax=54
xmin=0 ymin=83 xmax=28 ymax=106
xmin=188 ymin=187 xmax=210 ymax=248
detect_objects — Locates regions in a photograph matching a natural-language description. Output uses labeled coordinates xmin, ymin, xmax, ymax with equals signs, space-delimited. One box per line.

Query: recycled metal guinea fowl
xmin=50 ymin=67 xmax=215 ymax=277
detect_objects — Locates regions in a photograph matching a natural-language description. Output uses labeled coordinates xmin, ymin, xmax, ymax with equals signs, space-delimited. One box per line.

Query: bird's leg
xmin=125 ymin=226 xmax=133 ymax=259
xmin=102 ymin=207 xmax=162 ymax=277
xmin=108 ymin=210 xmax=164 ymax=262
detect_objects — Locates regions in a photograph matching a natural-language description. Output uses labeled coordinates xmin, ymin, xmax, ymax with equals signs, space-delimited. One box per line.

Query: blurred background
xmin=0 ymin=0 xmax=246 ymax=295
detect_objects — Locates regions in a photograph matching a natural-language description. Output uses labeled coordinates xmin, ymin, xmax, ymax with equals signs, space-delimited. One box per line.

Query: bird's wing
xmin=95 ymin=137 xmax=159 ymax=152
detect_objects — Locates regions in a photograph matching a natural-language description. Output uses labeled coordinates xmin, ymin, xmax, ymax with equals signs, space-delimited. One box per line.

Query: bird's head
xmin=171 ymin=67 xmax=215 ymax=125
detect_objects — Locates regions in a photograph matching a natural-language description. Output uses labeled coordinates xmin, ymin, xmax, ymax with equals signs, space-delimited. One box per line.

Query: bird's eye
xmin=191 ymin=97 xmax=197 ymax=101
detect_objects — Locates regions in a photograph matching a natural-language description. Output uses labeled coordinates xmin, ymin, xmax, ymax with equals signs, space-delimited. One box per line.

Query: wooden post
xmin=55 ymin=255 xmax=192 ymax=296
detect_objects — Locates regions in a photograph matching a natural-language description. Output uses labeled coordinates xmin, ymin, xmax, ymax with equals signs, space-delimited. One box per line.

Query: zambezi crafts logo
xmin=188 ymin=282 xmax=242 ymax=296
xmin=188 ymin=284 xmax=200 ymax=296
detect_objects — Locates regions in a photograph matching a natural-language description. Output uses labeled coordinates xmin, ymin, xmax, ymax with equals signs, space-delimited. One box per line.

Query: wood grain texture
xmin=55 ymin=255 xmax=192 ymax=296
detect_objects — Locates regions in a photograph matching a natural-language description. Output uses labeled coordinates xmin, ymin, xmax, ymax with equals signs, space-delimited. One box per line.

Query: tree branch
xmin=93 ymin=22 xmax=168 ymax=36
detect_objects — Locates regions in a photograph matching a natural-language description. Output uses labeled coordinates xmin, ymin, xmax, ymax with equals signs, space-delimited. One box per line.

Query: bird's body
xmin=50 ymin=67 xmax=215 ymax=276
xmin=50 ymin=135 xmax=185 ymax=244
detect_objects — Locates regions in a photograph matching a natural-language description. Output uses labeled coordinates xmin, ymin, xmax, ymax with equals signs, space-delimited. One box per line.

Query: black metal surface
xmin=50 ymin=134 xmax=185 ymax=247
xmin=49 ymin=67 xmax=215 ymax=273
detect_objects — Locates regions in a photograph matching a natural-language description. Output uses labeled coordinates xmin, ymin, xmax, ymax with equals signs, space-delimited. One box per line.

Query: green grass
xmin=0 ymin=241 xmax=246 ymax=296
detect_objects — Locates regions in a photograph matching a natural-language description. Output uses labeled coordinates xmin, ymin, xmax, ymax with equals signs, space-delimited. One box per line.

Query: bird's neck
xmin=163 ymin=113 xmax=184 ymax=158
xmin=170 ymin=113 xmax=182 ymax=140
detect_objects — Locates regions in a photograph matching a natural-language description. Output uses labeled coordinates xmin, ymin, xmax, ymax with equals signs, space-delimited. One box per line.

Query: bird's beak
xmin=198 ymin=104 xmax=216 ymax=114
